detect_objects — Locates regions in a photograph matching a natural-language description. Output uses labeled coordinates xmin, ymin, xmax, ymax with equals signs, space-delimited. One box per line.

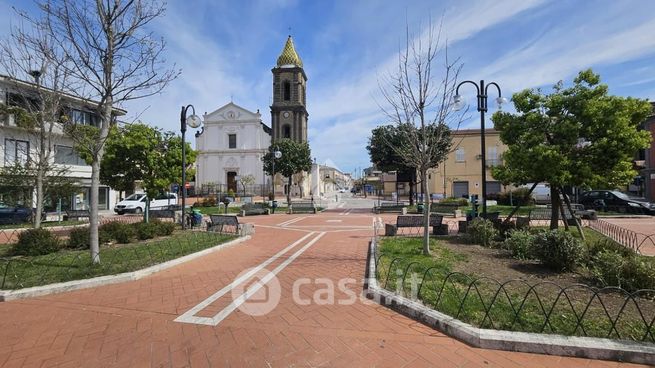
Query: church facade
xmin=195 ymin=36 xmax=318 ymax=199
xmin=195 ymin=103 xmax=271 ymax=194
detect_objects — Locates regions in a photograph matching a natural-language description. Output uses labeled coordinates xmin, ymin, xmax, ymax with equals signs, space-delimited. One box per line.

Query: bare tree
xmin=0 ymin=15 xmax=76 ymax=228
xmin=379 ymin=21 xmax=465 ymax=255
xmin=30 ymin=0 xmax=180 ymax=262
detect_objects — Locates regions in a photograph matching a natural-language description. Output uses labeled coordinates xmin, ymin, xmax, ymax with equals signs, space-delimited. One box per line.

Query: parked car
xmin=579 ymin=190 xmax=655 ymax=215
xmin=114 ymin=193 xmax=178 ymax=215
xmin=0 ymin=203 xmax=35 ymax=224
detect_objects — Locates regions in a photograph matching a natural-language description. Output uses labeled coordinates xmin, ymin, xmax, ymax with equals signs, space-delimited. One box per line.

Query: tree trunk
xmin=421 ymin=169 xmax=430 ymax=255
xmin=561 ymin=189 xmax=585 ymax=240
xmin=34 ymin=169 xmax=44 ymax=229
xmin=287 ymin=176 xmax=292 ymax=206
xmin=90 ymin=157 xmax=101 ymax=263
xmin=409 ymin=171 xmax=415 ymax=206
xmin=549 ymin=186 xmax=559 ymax=230
xmin=503 ymin=182 xmax=538 ymax=225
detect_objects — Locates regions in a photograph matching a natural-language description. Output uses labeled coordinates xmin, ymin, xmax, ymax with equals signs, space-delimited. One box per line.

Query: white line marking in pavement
xmin=174 ymin=232 xmax=315 ymax=325
xmin=207 ymin=232 xmax=326 ymax=326
xmin=277 ymin=216 xmax=306 ymax=227
xmin=326 ymin=219 xmax=342 ymax=223
xmin=255 ymin=224 xmax=313 ymax=233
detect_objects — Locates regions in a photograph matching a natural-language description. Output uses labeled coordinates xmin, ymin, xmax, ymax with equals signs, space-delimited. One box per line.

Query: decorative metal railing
xmin=374 ymin=253 xmax=655 ymax=342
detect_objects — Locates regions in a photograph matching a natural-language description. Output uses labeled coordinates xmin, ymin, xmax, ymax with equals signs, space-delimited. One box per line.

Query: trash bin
xmin=192 ymin=209 xmax=202 ymax=227
xmin=272 ymin=200 xmax=278 ymax=214
xmin=416 ymin=203 xmax=424 ymax=213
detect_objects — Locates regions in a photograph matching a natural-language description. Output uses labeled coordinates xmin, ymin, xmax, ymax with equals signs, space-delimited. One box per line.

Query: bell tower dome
xmin=271 ymin=35 xmax=308 ymax=143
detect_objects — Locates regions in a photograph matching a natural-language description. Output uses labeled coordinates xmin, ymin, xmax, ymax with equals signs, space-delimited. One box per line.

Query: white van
xmin=523 ymin=183 xmax=551 ymax=204
xmin=114 ymin=193 xmax=178 ymax=215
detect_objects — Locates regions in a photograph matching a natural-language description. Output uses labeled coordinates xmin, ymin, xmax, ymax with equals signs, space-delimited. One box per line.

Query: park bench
xmin=207 ymin=214 xmax=242 ymax=234
xmin=386 ymin=214 xmax=446 ymax=236
xmin=373 ymin=202 xmax=407 ymax=214
xmin=149 ymin=208 xmax=176 ymax=221
xmin=289 ymin=201 xmax=317 ymax=214
xmin=240 ymin=203 xmax=270 ymax=216
xmin=430 ymin=203 xmax=463 ymax=217
xmin=522 ymin=207 xmax=582 ymax=227
xmin=64 ymin=210 xmax=90 ymax=221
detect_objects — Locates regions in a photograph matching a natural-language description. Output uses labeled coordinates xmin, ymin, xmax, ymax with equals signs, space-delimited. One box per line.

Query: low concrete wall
xmin=0 ymin=235 xmax=250 ymax=302
xmin=366 ymin=239 xmax=655 ymax=365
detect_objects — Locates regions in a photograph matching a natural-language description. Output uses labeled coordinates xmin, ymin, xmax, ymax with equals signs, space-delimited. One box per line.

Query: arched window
xmin=283 ymin=81 xmax=291 ymax=101
xmin=283 ymin=124 xmax=291 ymax=139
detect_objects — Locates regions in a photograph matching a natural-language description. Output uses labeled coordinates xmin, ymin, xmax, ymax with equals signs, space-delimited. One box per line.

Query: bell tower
xmin=271 ymin=35 xmax=308 ymax=143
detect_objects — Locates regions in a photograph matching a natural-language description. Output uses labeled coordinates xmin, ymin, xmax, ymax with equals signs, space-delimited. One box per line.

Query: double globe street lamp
xmin=453 ymin=80 xmax=507 ymax=218
xmin=180 ymin=105 xmax=201 ymax=229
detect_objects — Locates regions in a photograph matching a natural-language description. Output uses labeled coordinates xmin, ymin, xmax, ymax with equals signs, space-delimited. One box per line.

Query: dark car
xmin=0 ymin=203 xmax=36 ymax=224
xmin=579 ymin=190 xmax=655 ymax=215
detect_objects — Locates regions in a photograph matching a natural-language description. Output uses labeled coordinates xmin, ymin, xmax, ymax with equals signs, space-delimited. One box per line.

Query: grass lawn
xmin=195 ymin=204 xmax=289 ymax=215
xmin=376 ymin=235 xmax=654 ymax=342
xmin=0 ymin=231 xmax=235 ymax=290
xmin=0 ymin=220 xmax=85 ymax=230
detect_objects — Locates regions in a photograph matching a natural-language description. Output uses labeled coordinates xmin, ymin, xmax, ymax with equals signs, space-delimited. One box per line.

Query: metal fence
xmin=587 ymin=219 xmax=655 ymax=255
xmin=0 ymin=231 xmax=234 ymax=290
xmin=374 ymin=252 xmax=655 ymax=342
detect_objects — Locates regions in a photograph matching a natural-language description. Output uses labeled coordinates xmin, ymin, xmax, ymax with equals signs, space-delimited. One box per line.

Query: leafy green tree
xmin=262 ymin=139 xmax=312 ymax=205
xmin=98 ymin=123 xmax=196 ymax=211
xmin=367 ymin=125 xmax=417 ymax=205
xmin=492 ymin=69 xmax=652 ymax=229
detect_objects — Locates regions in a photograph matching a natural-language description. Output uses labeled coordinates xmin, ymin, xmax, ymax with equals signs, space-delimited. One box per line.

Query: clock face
xmin=282 ymin=111 xmax=290 ymax=118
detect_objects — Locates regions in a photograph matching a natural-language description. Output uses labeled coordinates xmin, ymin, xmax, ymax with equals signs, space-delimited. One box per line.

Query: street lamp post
xmin=453 ymin=80 xmax=506 ymax=218
xmin=271 ymin=149 xmax=282 ymax=200
xmin=180 ymin=105 xmax=201 ymax=230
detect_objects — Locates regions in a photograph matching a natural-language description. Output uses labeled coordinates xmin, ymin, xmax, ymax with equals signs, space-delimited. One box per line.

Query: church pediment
xmin=204 ymin=102 xmax=261 ymax=122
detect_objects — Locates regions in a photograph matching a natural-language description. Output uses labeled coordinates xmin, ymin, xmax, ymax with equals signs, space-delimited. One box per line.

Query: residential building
xmin=427 ymin=128 xmax=508 ymax=199
xmin=0 ymin=74 xmax=124 ymax=212
xmin=319 ymin=164 xmax=348 ymax=194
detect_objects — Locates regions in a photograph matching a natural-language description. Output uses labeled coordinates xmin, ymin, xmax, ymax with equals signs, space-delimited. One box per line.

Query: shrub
xmin=533 ymin=230 xmax=585 ymax=271
xmin=135 ymin=222 xmax=158 ymax=240
xmin=503 ymin=229 xmax=536 ymax=260
xmin=587 ymin=239 xmax=633 ymax=259
xmin=202 ymin=196 xmax=217 ymax=207
xmin=589 ymin=249 xmax=626 ymax=288
xmin=153 ymin=221 xmax=176 ymax=236
xmin=113 ymin=224 xmax=135 ymax=244
xmin=486 ymin=188 xmax=533 ymax=206
xmin=12 ymin=228 xmax=60 ymax=256
xmin=466 ymin=218 xmax=498 ymax=247
xmin=67 ymin=227 xmax=90 ymax=249
xmin=621 ymin=257 xmax=655 ymax=291
xmin=99 ymin=221 xmax=125 ymax=241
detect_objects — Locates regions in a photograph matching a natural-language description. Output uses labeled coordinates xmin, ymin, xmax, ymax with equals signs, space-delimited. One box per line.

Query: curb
xmin=365 ymin=239 xmax=655 ymax=365
xmin=0 ymin=235 xmax=250 ymax=302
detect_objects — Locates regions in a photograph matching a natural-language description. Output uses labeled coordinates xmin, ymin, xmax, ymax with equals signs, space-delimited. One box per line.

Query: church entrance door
xmin=227 ymin=172 xmax=237 ymax=193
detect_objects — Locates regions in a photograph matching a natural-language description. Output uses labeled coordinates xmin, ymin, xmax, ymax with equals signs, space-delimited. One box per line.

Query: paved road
xmin=0 ymin=199 xmax=648 ymax=367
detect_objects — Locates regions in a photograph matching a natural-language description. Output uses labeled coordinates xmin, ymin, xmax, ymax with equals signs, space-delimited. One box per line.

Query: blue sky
xmin=1 ymin=0 xmax=655 ymax=175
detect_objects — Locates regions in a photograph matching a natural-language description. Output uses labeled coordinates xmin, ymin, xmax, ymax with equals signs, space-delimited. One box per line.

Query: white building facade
xmin=195 ymin=102 xmax=272 ymax=194
xmin=0 ymin=75 xmax=121 ymax=212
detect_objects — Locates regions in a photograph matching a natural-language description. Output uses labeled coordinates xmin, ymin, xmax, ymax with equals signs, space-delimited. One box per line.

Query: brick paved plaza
xmin=0 ymin=206 xmax=650 ymax=367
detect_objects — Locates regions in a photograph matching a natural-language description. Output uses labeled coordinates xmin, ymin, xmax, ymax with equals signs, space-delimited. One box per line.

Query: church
xmin=195 ymin=36 xmax=317 ymax=199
